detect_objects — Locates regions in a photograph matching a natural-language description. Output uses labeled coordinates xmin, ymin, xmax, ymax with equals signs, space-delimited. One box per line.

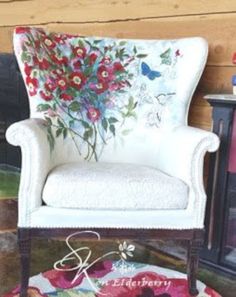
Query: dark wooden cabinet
xmin=0 ymin=53 xmax=29 ymax=168
xmin=201 ymin=94 xmax=236 ymax=276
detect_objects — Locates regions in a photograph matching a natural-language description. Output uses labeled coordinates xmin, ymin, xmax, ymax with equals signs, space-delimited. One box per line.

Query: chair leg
xmin=18 ymin=228 xmax=31 ymax=297
xmin=187 ymin=234 xmax=202 ymax=296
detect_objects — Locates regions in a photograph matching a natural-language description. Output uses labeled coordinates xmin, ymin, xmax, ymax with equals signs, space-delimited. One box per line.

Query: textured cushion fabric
xmin=42 ymin=162 xmax=189 ymax=210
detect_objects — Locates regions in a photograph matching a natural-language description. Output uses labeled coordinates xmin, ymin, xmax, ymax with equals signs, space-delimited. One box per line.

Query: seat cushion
xmin=42 ymin=162 xmax=189 ymax=210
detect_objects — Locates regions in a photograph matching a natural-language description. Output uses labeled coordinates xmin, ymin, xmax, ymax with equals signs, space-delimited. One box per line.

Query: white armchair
xmin=7 ymin=27 xmax=219 ymax=297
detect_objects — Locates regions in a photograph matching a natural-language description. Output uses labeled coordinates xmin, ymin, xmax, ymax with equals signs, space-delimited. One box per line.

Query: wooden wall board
xmin=1 ymin=0 xmax=236 ymax=26
xmin=1 ymin=13 xmax=236 ymax=67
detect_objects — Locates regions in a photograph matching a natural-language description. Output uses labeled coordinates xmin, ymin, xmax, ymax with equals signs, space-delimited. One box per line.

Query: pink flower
xmin=175 ymin=49 xmax=181 ymax=57
xmin=98 ymin=272 xmax=188 ymax=297
xmin=72 ymin=59 xmax=82 ymax=69
xmin=43 ymin=37 xmax=56 ymax=49
xmin=90 ymin=81 xmax=109 ymax=94
xmin=43 ymin=260 xmax=112 ymax=289
xmin=113 ymin=61 xmax=125 ymax=72
xmin=33 ymin=56 xmax=50 ymax=70
xmin=40 ymin=90 xmax=53 ymax=101
xmin=89 ymin=53 xmax=98 ymax=65
xmin=45 ymin=79 xmax=57 ymax=92
xmin=51 ymin=54 xmax=68 ymax=66
xmin=26 ymin=77 xmax=38 ymax=96
xmin=101 ymin=56 xmax=112 ymax=65
xmin=72 ymin=47 xmax=86 ymax=59
xmin=97 ymin=65 xmax=114 ymax=82
xmin=205 ymin=287 xmax=222 ymax=297
xmin=14 ymin=27 xmax=31 ymax=34
xmin=69 ymin=72 xmax=86 ymax=89
xmin=87 ymin=107 xmax=101 ymax=122
xmin=24 ymin=63 xmax=32 ymax=76
xmin=60 ymin=93 xmax=73 ymax=101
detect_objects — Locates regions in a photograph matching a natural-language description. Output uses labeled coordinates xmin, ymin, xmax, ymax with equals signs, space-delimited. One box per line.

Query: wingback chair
xmin=6 ymin=27 xmax=219 ymax=297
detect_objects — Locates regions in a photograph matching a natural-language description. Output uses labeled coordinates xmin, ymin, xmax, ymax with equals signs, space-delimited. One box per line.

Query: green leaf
xmin=21 ymin=51 xmax=31 ymax=63
xmin=119 ymin=41 xmax=127 ymax=46
xmin=37 ymin=104 xmax=51 ymax=112
xmin=102 ymin=118 xmax=108 ymax=132
xmin=45 ymin=117 xmax=52 ymax=126
xmin=108 ymin=117 xmax=118 ymax=124
xmin=63 ymin=128 xmax=68 ymax=139
xmin=81 ymin=120 xmax=90 ymax=129
xmin=83 ymin=129 xmax=93 ymax=140
xmin=109 ymin=124 xmax=116 ymax=136
xmin=47 ymin=127 xmax=55 ymax=152
xmin=122 ymin=129 xmax=132 ymax=136
xmin=57 ymin=118 xmax=64 ymax=127
xmin=133 ymin=46 xmax=137 ymax=54
xmin=69 ymin=101 xmax=81 ymax=112
xmin=56 ymin=128 xmax=63 ymax=137
xmin=78 ymin=40 xmax=84 ymax=48
xmin=84 ymin=66 xmax=93 ymax=77
xmin=136 ymin=54 xmax=148 ymax=59
xmin=160 ymin=48 xmax=172 ymax=65
xmin=94 ymin=39 xmax=102 ymax=44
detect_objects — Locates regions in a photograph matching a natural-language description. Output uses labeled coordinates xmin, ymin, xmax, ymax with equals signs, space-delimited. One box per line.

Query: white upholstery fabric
xmin=6 ymin=119 xmax=219 ymax=228
xmin=42 ymin=162 xmax=189 ymax=210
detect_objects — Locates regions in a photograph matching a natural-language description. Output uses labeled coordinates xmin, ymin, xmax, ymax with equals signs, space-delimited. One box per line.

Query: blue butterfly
xmin=141 ymin=62 xmax=161 ymax=80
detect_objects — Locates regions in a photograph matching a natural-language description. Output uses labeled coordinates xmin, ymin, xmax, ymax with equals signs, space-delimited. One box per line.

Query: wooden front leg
xmin=18 ymin=228 xmax=31 ymax=297
xmin=187 ymin=231 xmax=203 ymax=296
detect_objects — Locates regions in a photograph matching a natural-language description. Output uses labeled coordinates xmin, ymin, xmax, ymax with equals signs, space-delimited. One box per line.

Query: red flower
xmin=26 ymin=77 xmax=38 ymax=96
xmin=69 ymin=72 xmax=86 ymax=89
xmin=87 ymin=107 xmax=101 ymax=122
xmin=89 ymin=53 xmax=98 ymax=65
xmin=42 ymin=260 xmax=112 ymax=289
xmin=54 ymin=34 xmax=66 ymax=45
xmin=24 ymin=63 xmax=32 ymax=76
xmin=33 ymin=56 xmax=50 ymax=70
xmin=109 ymin=81 xmax=126 ymax=91
xmin=56 ymin=77 xmax=67 ymax=90
xmin=40 ymin=90 xmax=53 ymax=101
xmin=175 ymin=49 xmax=181 ymax=57
xmin=14 ymin=27 xmax=31 ymax=34
xmin=45 ymin=79 xmax=57 ymax=92
xmin=60 ymin=93 xmax=73 ymax=101
xmin=51 ymin=54 xmax=68 ymax=66
xmin=52 ymin=69 xmax=64 ymax=77
xmin=72 ymin=59 xmax=82 ymax=69
xmin=101 ymin=56 xmax=112 ymax=65
xmin=72 ymin=47 xmax=86 ymax=59
xmin=97 ymin=65 xmax=114 ymax=82
xmin=113 ymin=61 xmax=125 ymax=72
xmin=232 ymin=52 xmax=236 ymax=64
xmin=90 ymin=82 xmax=108 ymax=94
xmin=43 ymin=37 xmax=56 ymax=49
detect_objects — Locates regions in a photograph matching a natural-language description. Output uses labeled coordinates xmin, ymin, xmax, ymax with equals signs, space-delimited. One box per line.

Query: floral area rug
xmin=4 ymin=260 xmax=221 ymax=297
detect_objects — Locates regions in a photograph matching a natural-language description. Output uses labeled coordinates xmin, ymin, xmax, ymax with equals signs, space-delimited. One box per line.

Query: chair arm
xmin=157 ymin=125 xmax=219 ymax=225
xmin=6 ymin=118 xmax=55 ymax=226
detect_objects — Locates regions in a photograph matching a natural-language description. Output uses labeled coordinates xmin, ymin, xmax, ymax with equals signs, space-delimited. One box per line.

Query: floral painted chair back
xmin=14 ymin=27 xmax=208 ymax=165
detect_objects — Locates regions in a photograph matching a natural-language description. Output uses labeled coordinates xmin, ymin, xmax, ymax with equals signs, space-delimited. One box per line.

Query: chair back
xmin=14 ymin=27 xmax=208 ymax=165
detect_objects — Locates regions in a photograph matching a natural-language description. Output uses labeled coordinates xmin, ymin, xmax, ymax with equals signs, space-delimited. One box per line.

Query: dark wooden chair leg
xmin=187 ymin=232 xmax=203 ymax=296
xmin=18 ymin=228 xmax=31 ymax=297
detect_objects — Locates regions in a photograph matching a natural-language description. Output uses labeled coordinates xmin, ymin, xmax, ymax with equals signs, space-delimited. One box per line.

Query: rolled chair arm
xmin=157 ymin=125 xmax=219 ymax=226
xmin=6 ymin=118 xmax=55 ymax=226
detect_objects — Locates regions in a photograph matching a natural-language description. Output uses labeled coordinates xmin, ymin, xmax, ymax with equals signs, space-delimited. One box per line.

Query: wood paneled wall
xmin=0 ymin=0 xmax=235 ymax=130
